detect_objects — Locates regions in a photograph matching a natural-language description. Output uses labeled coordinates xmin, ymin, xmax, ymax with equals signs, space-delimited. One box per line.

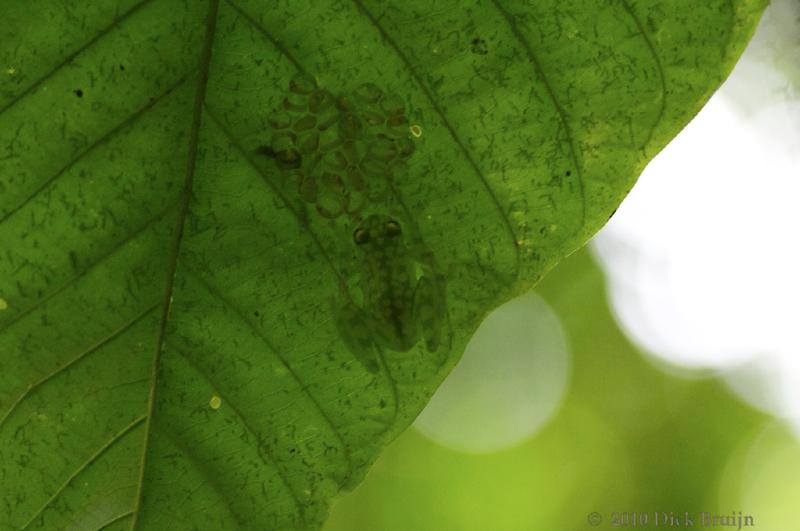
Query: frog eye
xmin=353 ymin=228 xmax=370 ymax=245
xmin=385 ymin=220 xmax=402 ymax=237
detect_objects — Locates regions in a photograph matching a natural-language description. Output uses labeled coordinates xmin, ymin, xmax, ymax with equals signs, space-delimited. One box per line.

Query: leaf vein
xmin=223 ymin=0 xmax=304 ymax=72
xmin=182 ymin=266 xmax=355 ymax=481
xmin=0 ymin=75 xmax=188 ymax=224
xmin=204 ymin=107 xmax=346 ymax=288
xmin=350 ymin=0 xmax=522 ymax=282
xmin=154 ymin=421 xmax=249 ymax=530
xmin=0 ymin=304 xmax=157 ymax=432
xmin=130 ymin=1 xmax=220 ymax=527
xmin=0 ymin=204 xmax=175 ymax=335
xmin=19 ymin=416 xmax=146 ymax=531
xmin=0 ymin=0 xmax=156 ymax=116
xmin=619 ymin=0 xmax=667 ymax=155
xmin=95 ymin=510 xmax=134 ymax=531
xmin=171 ymin=346 xmax=307 ymax=526
xmin=490 ymin=0 xmax=587 ymax=229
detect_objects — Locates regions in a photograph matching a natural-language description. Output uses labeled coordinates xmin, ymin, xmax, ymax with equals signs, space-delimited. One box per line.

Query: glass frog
xmin=336 ymin=213 xmax=446 ymax=373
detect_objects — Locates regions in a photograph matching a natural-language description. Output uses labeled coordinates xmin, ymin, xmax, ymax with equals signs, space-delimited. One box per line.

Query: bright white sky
xmin=592 ymin=0 xmax=800 ymax=434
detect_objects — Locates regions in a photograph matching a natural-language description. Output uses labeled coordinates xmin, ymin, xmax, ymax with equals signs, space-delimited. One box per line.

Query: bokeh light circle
xmin=717 ymin=422 xmax=800 ymax=530
xmin=413 ymin=291 xmax=569 ymax=453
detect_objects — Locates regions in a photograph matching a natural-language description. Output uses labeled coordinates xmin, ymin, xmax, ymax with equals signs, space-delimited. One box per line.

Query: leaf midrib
xmin=129 ymin=1 xmax=221 ymax=528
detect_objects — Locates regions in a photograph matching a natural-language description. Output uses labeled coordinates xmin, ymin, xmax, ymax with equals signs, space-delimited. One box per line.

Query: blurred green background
xmin=322 ymin=248 xmax=800 ymax=531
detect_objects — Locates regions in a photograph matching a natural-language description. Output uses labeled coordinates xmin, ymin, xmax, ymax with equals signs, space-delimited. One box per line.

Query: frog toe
xmin=424 ymin=327 xmax=441 ymax=352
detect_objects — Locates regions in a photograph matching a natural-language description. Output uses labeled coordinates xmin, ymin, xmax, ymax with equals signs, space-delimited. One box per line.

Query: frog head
xmin=352 ymin=214 xmax=403 ymax=252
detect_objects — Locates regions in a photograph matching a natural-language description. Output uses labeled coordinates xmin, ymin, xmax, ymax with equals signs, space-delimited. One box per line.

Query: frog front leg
xmin=335 ymin=301 xmax=383 ymax=373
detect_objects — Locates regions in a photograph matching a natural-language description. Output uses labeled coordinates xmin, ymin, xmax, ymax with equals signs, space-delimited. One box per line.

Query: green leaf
xmin=0 ymin=0 xmax=766 ymax=529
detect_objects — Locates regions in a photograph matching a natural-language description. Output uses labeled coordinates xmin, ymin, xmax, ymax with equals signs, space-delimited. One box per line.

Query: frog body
xmin=336 ymin=214 xmax=445 ymax=373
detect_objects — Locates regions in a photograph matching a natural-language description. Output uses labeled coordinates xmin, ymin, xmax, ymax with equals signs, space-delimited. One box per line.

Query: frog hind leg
xmin=336 ymin=303 xmax=382 ymax=373
xmin=413 ymin=274 xmax=446 ymax=352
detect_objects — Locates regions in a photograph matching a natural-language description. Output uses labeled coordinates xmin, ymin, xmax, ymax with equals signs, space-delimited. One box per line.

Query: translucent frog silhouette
xmin=336 ymin=214 xmax=446 ymax=373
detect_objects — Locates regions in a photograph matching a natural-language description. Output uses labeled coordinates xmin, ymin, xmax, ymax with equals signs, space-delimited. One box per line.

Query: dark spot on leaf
xmin=253 ymin=310 xmax=260 ymax=317
xmin=256 ymin=145 xmax=275 ymax=157
xmin=74 ymin=89 xmax=83 ymax=98
xmin=566 ymin=170 xmax=572 ymax=176
xmin=608 ymin=208 xmax=618 ymax=220
xmin=470 ymin=37 xmax=488 ymax=55
xmin=119 ymin=64 xmax=125 ymax=71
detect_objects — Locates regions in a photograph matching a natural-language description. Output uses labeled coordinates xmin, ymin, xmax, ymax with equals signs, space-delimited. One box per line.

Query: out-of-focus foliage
xmin=324 ymin=248 xmax=781 ymax=531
